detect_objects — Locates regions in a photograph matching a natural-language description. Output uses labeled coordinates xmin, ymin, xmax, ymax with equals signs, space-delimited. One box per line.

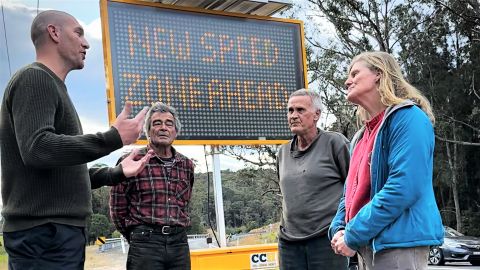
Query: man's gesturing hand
xmin=113 ymin=102 xmax=149 ymax=145
xmin=120 ymin=149 xmax=154 ymax=178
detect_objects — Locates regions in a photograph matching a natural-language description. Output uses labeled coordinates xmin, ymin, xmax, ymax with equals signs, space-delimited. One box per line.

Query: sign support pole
xmin=121 ymin=236 xmax=126 ymax=254
xmin=211 ymin=145 xmax=227 ymax=247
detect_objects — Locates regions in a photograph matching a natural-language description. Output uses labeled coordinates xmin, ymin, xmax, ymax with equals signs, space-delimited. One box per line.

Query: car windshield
xmin=445 ymin=226 xmax=464 ymax=237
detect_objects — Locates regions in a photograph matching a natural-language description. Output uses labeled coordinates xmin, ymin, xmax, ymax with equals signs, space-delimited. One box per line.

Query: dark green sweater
xmin=0 ymin=62 xmax=124 ymax=232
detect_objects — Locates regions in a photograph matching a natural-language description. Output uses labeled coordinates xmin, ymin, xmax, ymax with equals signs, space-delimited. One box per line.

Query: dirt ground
xmin=85 ymin=245 xmax=127 ymax=270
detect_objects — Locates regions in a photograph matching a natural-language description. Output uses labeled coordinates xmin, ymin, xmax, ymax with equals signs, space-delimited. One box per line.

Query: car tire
xmin=428 ymin=246 xmax=445 ymax=266
xmin=470 ymin=261 xmax=480 ymax=266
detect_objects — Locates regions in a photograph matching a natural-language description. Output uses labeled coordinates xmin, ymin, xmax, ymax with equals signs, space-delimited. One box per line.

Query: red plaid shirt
xmin=110 ymin=147 xmax=195 ymax=237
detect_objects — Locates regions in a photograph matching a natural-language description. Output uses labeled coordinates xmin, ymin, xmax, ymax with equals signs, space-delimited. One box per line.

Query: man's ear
xmin=314 ymin=110 xmax=321 ymax=121
xmin=46 ymin=24 xmax=60 ymax=43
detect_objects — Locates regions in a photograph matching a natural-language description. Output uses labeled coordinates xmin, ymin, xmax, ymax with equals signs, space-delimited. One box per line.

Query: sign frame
xmin=100 ymin=0 xmax=308 ymax=145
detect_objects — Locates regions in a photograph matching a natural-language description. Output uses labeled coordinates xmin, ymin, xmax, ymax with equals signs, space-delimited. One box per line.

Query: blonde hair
xmin=349 ymin=51 xmax=435 ymax=124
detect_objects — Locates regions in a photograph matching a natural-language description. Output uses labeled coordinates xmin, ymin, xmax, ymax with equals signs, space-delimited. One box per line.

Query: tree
xmin=221 ymin=145 xmax=281 ymax=196
xmin=189 ymin=169 xmax=281 ymax=235
xmin=300 ymin=0 xmax=428 ymax=137
xmin=92 ymin=186 xmax=110 ymax=218
xmin=293 ymin=0 xmax=479 ymax=233
xmin=393 ymin=0 xmax=480 ymax=232
xmin=87 ymin=213 xmax=113 ymax=243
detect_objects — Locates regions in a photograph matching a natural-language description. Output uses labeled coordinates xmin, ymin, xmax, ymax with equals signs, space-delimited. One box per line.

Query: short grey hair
xmin=289 ymin=88 xmax=323 ymax=111
xmin=144 ymin=102 xmax=182 ymax=140
xmin=31 ymin=10 xmax=73 ymax=48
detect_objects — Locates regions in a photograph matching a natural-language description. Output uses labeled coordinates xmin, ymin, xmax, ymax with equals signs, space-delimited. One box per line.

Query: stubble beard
xmin=150 ymin=138 xmax=171 ymax=149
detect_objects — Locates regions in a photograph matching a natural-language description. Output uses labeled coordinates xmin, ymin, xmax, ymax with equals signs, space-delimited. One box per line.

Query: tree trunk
xmin=446 ymin=131 xmax=462 ymax=232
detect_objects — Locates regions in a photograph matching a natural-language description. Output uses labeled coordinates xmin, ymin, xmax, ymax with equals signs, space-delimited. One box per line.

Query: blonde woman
xmin=329 ymin=51 xmax=444 ymax=270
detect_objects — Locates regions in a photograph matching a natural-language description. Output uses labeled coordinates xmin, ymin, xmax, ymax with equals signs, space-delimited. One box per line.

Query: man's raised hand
xmin=113 ymin=102 xmax=149 ymax=145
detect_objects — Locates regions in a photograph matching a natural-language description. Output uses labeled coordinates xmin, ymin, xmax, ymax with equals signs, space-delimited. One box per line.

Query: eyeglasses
xmin=152 ymin=119 xmax=175 ymax=128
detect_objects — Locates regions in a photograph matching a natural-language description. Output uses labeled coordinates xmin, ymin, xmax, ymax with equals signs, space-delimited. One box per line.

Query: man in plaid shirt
xmin=110 ymin=102 xmax=195 ymax=270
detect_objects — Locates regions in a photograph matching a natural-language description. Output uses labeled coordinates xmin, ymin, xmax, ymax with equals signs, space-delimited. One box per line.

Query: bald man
xmin=0 ymin=10 xmax=151 ymax=269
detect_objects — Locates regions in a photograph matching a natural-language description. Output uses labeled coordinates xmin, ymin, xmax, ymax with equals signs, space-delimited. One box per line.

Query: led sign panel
xmin=101 ymin=0 xmax=307 ymax=144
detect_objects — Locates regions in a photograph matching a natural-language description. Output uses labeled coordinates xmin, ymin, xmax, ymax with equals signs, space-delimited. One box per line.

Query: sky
xmin=0 ymin=0 xmax=255 ymax=173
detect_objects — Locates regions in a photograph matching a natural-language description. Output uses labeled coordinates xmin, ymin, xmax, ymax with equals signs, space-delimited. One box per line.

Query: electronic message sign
xmin=100 ymin=0 xmax=307 ymax=145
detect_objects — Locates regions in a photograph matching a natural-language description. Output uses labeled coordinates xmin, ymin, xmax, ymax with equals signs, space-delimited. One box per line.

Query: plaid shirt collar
xmin=137 ymin=145 xmax=188 ymax=164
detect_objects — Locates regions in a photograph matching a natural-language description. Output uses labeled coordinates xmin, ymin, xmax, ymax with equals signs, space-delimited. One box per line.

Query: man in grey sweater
xmin=0 ymin=10 xmax=151 ymax=269
xmin=277 ymin=88 xmax=350 ymax=269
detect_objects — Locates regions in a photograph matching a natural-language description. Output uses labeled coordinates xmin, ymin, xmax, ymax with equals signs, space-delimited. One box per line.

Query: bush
xmin=111 ymin=230 xmax=122 ymax=238
xmin=87 ymin=214 xmax=113 ymax=243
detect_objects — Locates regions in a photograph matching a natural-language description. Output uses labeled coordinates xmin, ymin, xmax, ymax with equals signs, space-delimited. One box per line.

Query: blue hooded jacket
xmin=328 ymin=101 xmax=444 ymax=253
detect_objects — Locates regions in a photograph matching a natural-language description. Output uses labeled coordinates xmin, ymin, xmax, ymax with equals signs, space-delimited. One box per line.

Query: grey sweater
xmin=277 ymin=129 xmax=350 ymax=241
xmin=0 ymin=62 xmax=124 ymax=232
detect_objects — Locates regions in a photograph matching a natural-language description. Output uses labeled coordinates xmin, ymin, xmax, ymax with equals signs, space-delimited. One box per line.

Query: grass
xmin=0 ymin=236 xmax=7 ymax=270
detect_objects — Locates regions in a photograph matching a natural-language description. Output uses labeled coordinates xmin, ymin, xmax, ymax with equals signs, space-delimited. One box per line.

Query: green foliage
xmin=297 ymin=0 xmax=480 ymax=233
xmin=394 ymin=0 xmax=479 ymax=232
xmin=91 ymin=186 xmax=111 ymax=218
xmin=226 ymin=226 xmax=248 ymax=235
xmin=260 ymin=231 xmax=279 ymax=243
xmin=89 ymin=183 xmax=116 ymax=242
xmin=0 ymin=247 xmax=4 ymax=256
xmin=0 ymin=236 xmax=7 ymax=260
xmin=111 ymin=230 xmax=122 ymax=238
xmin=189 ymin=168 xmax=281 ymax=234
xmin=87 ymin=214 xmax=113 ymax=242
xmin=186 ymin=212 xmax=205 ymax=235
